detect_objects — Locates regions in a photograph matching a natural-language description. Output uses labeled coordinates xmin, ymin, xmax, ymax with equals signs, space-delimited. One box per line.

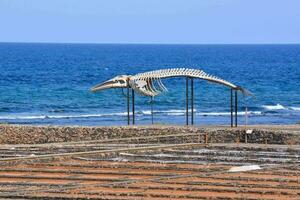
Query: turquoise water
xmin=0 ymin=43 xmax=300 ymax=125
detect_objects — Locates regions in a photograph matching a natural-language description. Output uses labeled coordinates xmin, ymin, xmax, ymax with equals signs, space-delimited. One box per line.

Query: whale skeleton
xmin=91 ymin=68 xmax=249 ymax=126
xmin=91 ymin=68 xmax=249 ymax=96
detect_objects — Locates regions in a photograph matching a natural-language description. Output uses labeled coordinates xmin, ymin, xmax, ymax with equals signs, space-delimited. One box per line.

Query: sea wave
xmin=49 ymin=109 xmax=65 ymax=113
xmin=262 ymin=104 xmax=285 ymax=110
xmin=0 ymin=113 xmax=129 ymax=120
xmin=138 ymin=109 xmax=196 ymax=116
xmin=153 ymin=109 xmax=261 ymax=116
xmin=290 ymin=107 xmax=300 ymax=111
xmin=0 ymin=110 xmax=262 ymax=120
xmin=197 ymin=111 xmax=262 ymax=116
xmin=262 ymin=104 xmax=300 ymax=112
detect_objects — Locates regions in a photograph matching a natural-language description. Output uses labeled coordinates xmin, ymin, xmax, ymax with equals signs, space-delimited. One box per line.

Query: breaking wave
xmin=3 ymin=105 xmax=300 ymax=121
xmin=0 ymin=110 xmax=262 ymax=120
xmin=197 ymin=111 xmax=262 ymax=116
xmin=262 ymin=104 xmax=285 ymax=110
xmin=290 ymin=107 xmax=300 ymax=111
xmin=0 ymin=113 xmax=128 ymax=120
xmin=262 ymin=104 xmax=300 ymax=112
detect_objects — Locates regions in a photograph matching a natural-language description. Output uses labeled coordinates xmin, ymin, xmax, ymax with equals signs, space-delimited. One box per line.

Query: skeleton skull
xmin=91 ymin=75 xmax=130 ymax=92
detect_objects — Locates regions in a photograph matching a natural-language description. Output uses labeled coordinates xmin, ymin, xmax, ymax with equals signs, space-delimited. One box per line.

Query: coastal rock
xmin=0 ymin=125 xmax=299 ymax=145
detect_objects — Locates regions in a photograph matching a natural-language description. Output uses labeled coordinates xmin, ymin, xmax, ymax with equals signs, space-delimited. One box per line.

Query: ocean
xmin=0 ymin=43 xmax=299 ymax=126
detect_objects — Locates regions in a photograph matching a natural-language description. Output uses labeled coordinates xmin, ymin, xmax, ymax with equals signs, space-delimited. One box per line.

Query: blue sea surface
xmin=0 ymin=43 xmax=299 ymax=126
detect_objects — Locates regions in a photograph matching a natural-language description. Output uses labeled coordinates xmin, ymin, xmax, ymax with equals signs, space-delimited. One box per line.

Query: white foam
xmin=143 ymin=110 xmax=261 ymax=116
xmin=140 ymin=109 xmax=196 ymax=116
xmin=0 ymin=114 xmax=104 ymax=120
xmin=141 ymin=110 xmax=152 ymax=115
xmin=197 ymin=111 xmax=262 ymax=116
xmin=0 ymin=110 xmax=262 ymax=120
xmin=290 ymin=107 xmax=300 ymax=111
xmin=0 ymin=115 xmax=46 ymax=120
xmin=159 ymin=109 xmax=197 ymax=113
xmin=167 ymin=112 xmax=184 ymax=116
xmin=263 ymin=104 xmax=285 ymax=110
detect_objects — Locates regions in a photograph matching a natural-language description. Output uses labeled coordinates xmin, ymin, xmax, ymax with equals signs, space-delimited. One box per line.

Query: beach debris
xmin=246 ymin=129 xmax=253 ymax=134
xmin=228 ymin=165 xmax=261 ymax=172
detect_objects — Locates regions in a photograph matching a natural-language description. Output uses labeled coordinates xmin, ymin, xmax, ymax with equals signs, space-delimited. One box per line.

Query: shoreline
xmin=1 ymin=123 xmax=300 ymax=129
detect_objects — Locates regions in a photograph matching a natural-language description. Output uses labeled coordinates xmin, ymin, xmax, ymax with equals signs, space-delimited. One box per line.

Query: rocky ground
xmin=0 ymin=124 xmax=300 ymax=144
xmin=0 ymin=127 xmax=299 ymax=199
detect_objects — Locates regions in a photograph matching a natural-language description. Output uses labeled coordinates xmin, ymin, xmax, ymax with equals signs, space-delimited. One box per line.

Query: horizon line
xmin=1 ymin=41 xmax=300 ymax=45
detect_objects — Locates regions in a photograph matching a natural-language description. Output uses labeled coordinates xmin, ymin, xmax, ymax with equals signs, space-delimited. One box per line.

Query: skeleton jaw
xmin=91 ymin=75 xmax=130 ymax=92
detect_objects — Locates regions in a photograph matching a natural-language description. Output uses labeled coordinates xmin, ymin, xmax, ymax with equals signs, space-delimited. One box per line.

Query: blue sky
xmin=0 ymin=0 xmax=299 ymax=44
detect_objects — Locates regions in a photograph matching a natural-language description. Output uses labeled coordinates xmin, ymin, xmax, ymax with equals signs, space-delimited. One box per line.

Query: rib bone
xmin=129 ymin=68 xmax=240 ymax=97
xmin=92 ymin=68 xmax=247 ymax=97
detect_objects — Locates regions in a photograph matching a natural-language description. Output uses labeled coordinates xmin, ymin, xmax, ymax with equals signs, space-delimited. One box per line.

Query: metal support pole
xmin=235 ymin=90 xmax=238 ymax=127
xmin=245 ymin=105 xmax=248 ymax=129
xmin=191 ymin=78 xmax=194 ymax=125
xmin=186 ymin=77 xmax=189 ymax=125
xmin=132 ymin=89 xmax=135 ymax=125
xmin=151 ymin=96 xmax=154 ymax=125
xmin=230 ymin=89 xmax=233 ymax=127
xmin=127 ymin=80 xmax=130 ymax=125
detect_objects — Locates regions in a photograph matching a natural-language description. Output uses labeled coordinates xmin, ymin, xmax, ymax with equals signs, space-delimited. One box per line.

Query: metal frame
xmin=235 ymin=90 xmax=238 ymax=127
xmin=186 ymin=77 xmax=189 ymax=125
xmin=126 ymin=77 xmax=238 ymax=127
xmin=185 ymin=77 xmax=195 ymax=126
xmin=231 ymin=89 xmax=233 ymax=127
xmin=132 ymin=89 xmax=135 ymax=125
xmin=127 ymin=79 xmax=130 ymax=125
xmin=151 ymin=96 xmax=154 ymax=124
xmin=191 ymin=78 xmax=194 ymax=125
